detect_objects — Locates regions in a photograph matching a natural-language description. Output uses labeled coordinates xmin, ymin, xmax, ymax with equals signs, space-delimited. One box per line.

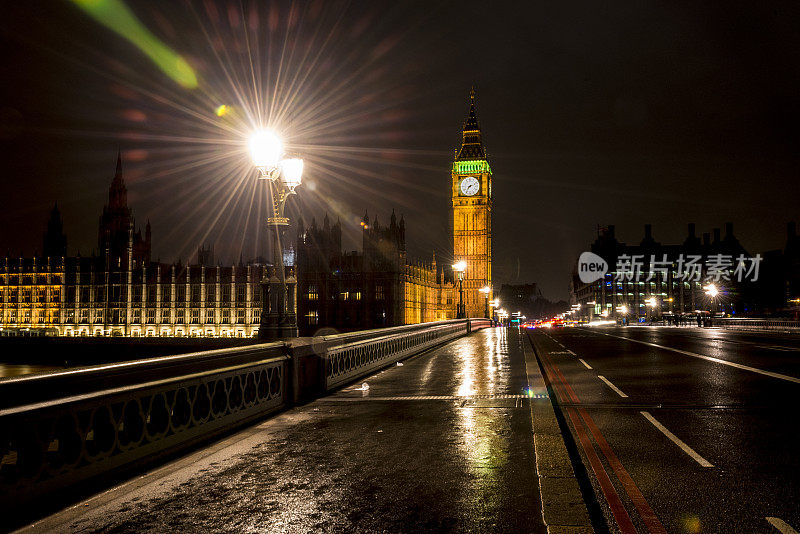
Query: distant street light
xmin=645 ymin=296 xmax=659 ymax=322
xmin=617 ymin=304 xmax=629 ymax=325
xmin=453 ymin=261 xmax=467 ymax=319
xmin=249 ymin=128 xmax=304 ymax=339
xmin=489 ymin=298 xmax=500 ymax=325
xmin=704 ymin=283 xmax=719 ymax=317
xmin=704 ymin=283 xmax=719 ymax=298
xmin=479 ymin=286 xmax=491 ymax=319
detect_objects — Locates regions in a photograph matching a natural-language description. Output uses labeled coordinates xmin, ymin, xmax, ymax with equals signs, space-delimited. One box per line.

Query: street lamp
xmin=453 ymin=260 xmax=467 ymax=319
xmin=249 ymin=128 xmax=303 ymax=339
xmin=645 ymin=296 xmax=658 ymax=323
xmin=479 ymin=286 xmax=491 ymax=319
xmin=490 ymin=298 xmax=500 ymax=325
xmin=704 ymin=283 xmax=719 ymax=319
xmin=497 ymin=308 xmax=508 ymax=326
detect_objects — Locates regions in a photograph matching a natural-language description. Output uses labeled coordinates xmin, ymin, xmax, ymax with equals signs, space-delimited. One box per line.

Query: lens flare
xmin=69 ymin=0 xmax=198 ymax=88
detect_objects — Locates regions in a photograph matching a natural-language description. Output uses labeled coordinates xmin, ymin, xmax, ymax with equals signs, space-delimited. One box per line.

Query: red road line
xmin=536 ymin=342 xmax=637 ymax=534
xmin=538 ymin=337 xmax=667 ymax=534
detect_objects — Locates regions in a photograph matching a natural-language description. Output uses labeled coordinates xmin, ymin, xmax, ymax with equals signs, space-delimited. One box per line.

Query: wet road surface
xmin=24 ymin=328 xmax=547 ymax=533
xmin=531 ymin=326 xmax=800 ymax=534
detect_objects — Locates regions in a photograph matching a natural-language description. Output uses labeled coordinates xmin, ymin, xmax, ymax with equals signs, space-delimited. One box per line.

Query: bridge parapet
xmin=713 ymin=317 xmax=800 ymax=332
xmin=0 ymin=319 xmax=490 ymax=509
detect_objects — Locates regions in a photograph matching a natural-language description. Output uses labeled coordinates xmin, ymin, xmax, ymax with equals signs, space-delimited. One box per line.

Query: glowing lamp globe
xmin=249 ymin=129 xmax=283 ymax=171
xmin=452 ymin=261 xmax=467 ymax=272
xmin=280 ymin=158 xmax=304 ymax=191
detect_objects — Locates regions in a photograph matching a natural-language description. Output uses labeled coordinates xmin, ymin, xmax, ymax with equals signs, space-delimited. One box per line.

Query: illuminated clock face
xmin=460 ymin=176 xmax=480 ymax=196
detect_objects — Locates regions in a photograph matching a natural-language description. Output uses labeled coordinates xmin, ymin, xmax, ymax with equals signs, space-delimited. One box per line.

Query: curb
xmin=523 ymin=335 xmax=594 ymax=533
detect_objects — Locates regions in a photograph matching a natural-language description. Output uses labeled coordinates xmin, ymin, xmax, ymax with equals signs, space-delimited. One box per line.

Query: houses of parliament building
xmin=0 ymin=91 xmax=493 ymax=337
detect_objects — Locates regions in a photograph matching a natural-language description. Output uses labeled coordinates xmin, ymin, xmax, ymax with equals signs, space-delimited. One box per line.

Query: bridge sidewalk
xmin=18 ymin=328 xmax=589 ymax=533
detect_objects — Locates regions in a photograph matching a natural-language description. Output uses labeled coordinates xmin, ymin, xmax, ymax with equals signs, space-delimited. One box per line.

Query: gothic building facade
xmin=0 ymin=153 xmax=266 ymax=337
xmin=295 ymin=211 xmax=456 ymax=336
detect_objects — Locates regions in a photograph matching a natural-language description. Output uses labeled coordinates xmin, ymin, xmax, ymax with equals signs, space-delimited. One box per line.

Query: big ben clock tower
xmin=452 ymin=88 xmax=492 ymax=318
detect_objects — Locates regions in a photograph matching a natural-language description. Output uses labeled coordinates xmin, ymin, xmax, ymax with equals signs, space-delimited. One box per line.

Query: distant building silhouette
xmin=572 ymin=222 xmax=799 ymax=320
xmin=97 ymin=151 xmax=151 ymax=267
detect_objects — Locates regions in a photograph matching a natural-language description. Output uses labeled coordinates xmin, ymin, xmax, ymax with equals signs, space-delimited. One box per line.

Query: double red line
xmin=533 ymin=335 xmax=666 ymax=534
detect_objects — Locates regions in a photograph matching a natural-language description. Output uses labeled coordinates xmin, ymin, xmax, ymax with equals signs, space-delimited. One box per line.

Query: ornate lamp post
xmin=479 ymin=286 xmax=491 ymax=319
xmin=452 ymin=260 xmax=467 ymax=319
xmin=249 ymin=129 xmax=304 ymax=340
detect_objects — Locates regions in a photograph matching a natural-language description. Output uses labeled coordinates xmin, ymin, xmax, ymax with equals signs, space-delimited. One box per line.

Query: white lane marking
xmin=756 ymin=345 xmax=800 ymax=352
xmin=600 ymin=332 xmax=800 ymax=384
xmin=767 ymin=517 xmax=799 ymax=534
xmin=579 ymin=358 xmax=593 ymax=370
xmin=597 ymin=375 xmax=628 ymax=398
xmin=640 ymin=411 xmax=714 ymax=468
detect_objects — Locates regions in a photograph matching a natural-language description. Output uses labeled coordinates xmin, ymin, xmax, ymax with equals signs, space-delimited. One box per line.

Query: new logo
xmin=578 ymin=252 xmax=608 ymax=283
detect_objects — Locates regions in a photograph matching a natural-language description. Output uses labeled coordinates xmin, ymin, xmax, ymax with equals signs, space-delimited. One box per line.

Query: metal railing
xmin=0 ymin=344 xmax=289 ymax=507
xmin=0 ymin=318 xmax=492 ymax=507
xmin=323 ymin=320 xmax=485 ymax=390
xmin=713 ymin=317 xmax=800 ymax=332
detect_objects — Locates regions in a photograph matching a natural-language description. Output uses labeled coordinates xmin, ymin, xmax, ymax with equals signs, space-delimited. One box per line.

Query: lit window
xmin=306 ymin=310 xmax=319 ymax=325
xmin=307 ymin=285 xmax=318 ymax=300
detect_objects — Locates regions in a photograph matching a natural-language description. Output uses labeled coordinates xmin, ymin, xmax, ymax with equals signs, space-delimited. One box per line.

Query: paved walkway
xmin=22 ymin=329 xmax=550 ymax=533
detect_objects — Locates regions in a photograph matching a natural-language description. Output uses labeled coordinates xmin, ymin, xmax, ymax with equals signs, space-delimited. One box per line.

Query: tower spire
xmin=457 ymin=87 xmax=484 ymax=160
xmin=115 ymin=148 xmax=122 ymax=177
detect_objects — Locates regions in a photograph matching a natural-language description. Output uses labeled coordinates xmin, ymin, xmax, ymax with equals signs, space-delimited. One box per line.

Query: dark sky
xmin=1 ymin=1 xmax=798 ymax=300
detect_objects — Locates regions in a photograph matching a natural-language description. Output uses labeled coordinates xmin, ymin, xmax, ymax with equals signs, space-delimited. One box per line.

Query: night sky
xmin=1 ymin=1 xmax=798 ymax=300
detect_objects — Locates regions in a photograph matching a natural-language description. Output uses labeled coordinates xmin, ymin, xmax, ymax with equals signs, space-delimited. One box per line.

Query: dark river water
xmin=0 ymin=337 xmax=260 ymax=379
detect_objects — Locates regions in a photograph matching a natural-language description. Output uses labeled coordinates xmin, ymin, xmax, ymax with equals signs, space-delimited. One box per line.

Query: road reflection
xmin=455 ymin=328 xmax=513 ymax=508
